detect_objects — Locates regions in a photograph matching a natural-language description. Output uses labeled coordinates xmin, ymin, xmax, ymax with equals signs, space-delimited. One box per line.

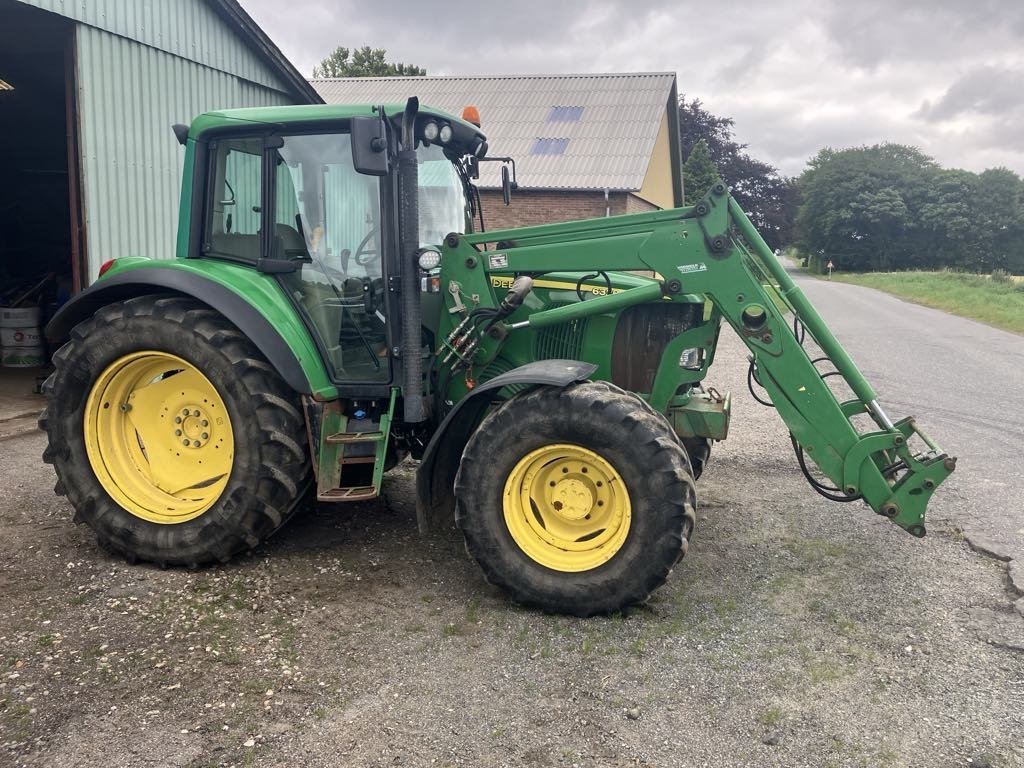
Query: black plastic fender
xmin=415 ymin=359 xmax=598 ymax=533
xmin=46 ymin=268 xmax=313 ymax=394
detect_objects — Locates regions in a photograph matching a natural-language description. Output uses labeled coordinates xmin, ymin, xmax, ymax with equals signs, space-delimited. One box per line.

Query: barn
xmin=0 ymin=0 xmax=318 ymax=294
xmin=0 ymin=0 xmax=317 ymax=412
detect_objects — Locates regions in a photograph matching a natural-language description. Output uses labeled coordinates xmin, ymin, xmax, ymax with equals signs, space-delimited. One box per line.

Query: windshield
xmin=417 ymin=143 xmax=467 ymax=246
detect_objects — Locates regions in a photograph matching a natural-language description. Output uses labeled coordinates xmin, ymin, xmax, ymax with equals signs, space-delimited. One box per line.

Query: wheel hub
xmin=176 ymin=407 xmax=213 ymax=448
xmin=83 ymin=351 xmax=235 ymax=524
xmin=549 ymin=477 xmax=594 ymax=520
xmin=503 ymin=443 xmax=631 ymax=573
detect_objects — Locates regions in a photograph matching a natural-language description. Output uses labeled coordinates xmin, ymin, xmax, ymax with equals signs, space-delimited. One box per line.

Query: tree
xmin=974 ymin=167 xmax=1024 ymax=273
xmin=677 ymin=96 xmax=796 ymax=250
xmin=312 ymin=46 xmax=426 ymax=78
xmin=796 ymin=143 xmax=938 ymax=271
xmin=682 ymin=139 xmax=720 ymax=204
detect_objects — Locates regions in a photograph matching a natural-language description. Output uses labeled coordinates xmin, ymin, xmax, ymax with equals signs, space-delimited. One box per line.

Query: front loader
xmin=41 ymin=99 xmax=955 ymax=616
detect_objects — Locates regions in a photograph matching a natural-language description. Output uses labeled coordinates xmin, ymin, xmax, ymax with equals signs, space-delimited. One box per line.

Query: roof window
xmin=547 ymin=105 xmax=584 ymax=122
xmin=530 ymin=137 xmax=570 ymax=156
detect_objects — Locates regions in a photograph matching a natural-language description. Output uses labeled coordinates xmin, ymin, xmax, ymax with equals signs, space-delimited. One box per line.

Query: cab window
xmin=204 ymin=138 xmax=262 ymax=261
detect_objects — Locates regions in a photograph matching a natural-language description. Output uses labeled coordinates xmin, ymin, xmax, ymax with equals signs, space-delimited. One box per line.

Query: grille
xmin=534 ymin=318 xmax=588 ymax=361
xmin=611 ymin=303 xmax=703 ymax=393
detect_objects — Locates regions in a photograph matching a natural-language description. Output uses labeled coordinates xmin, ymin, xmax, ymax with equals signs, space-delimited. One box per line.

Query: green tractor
xmin=41 ymin=99 xmax=955 ymax=616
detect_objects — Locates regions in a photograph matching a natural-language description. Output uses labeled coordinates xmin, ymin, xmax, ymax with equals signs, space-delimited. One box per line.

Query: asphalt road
xmin=792 ymin=268 xmax=1024 ymax=568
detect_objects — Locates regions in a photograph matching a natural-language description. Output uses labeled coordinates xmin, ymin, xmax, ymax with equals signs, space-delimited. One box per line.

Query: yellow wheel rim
xmin=83 ymin=351 xmax=234 ymax=524
xmin=503 ymin=443 xmax=631 ymax=572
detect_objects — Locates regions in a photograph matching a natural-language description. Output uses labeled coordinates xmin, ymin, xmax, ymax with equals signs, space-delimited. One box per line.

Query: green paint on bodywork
xmin=99 ymin=257 xmax=337 ymax=399
xmin=186 ymin=103 xmax=476 ymax=141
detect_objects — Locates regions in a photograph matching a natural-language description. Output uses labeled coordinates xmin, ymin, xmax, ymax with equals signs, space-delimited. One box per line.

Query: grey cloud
xmin=916 ymin=66 xmax=1024 ymax=122
xmin=712 ymin=43 xmax=770 ymax=86
xmin=821 ymin=0 xmax=1024 ymax=69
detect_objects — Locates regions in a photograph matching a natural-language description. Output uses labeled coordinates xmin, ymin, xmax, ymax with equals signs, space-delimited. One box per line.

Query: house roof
xmin=207 ymin=0 xmax=322 ymax=104
xmin=311 ymin=72 xmax=678 ymax=191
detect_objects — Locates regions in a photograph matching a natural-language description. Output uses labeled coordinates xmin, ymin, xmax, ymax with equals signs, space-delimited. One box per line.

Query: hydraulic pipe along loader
xmin=41 ymin=99 xmax=955 ymax=616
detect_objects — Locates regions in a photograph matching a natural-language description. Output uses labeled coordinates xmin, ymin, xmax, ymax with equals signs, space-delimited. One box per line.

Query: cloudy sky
xmin=240 ymin=0 xmax=1024 ymax=178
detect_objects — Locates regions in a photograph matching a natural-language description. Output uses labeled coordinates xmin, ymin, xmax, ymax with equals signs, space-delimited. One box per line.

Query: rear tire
xmin=455 ymin=381 xmax=696 ymax=616
xmin=41 ymin=295 xmax=311 ymax=567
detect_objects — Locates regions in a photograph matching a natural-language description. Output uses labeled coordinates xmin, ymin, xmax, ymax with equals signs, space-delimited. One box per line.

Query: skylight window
xmin=530 ymin=137 xmax=570 ymax=156
xmin=548 ymin=106 xmax=583 ymax=122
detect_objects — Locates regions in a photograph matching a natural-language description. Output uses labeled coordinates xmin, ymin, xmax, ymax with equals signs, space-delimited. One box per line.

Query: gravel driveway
xmin=1 ymin=332 xmax=1022 ymax=768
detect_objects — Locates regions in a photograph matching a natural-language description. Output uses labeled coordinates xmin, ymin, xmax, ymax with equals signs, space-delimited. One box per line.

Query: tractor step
xmin=325 ymin=431 xmax=385 ymax=445
xmin=314 ymin=389 xmax=398 ymax=504
xmin=318 ymin=486 xmax=378 ymax=501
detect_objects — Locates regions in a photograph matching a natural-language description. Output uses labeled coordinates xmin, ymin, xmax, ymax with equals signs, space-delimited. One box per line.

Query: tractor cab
xmin=188 ymin=101 xmax=490 ymax=390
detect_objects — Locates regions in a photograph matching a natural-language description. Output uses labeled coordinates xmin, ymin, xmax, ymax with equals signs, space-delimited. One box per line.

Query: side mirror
xmin=501 ymin=165 xmax=512 ymax=206
xmin=351 ymin=116 xmax=390 ymax=176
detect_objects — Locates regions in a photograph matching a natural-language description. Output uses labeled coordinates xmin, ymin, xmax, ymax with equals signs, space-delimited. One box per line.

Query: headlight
xmin=422 ymin=121 xmax=440 ymax=142
xmin=438 ymin=124 xmax=453 ymax=144
xmin=679 ymin=347 xmax=704 ymax=370
xmin=417 ymin=248 xmax=442 ymax=271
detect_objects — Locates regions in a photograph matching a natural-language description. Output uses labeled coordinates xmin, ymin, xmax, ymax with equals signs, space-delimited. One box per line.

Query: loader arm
xmin=439 ymin=182 xmax=955 ymax=536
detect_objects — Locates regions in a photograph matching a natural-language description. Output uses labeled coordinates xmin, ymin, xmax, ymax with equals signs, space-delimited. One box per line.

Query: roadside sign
xmin=826 ymin=260 xmax=834 ymax=279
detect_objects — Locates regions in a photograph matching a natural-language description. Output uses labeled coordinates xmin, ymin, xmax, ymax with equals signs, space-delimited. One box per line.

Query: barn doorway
xmin=0 ymin=1 xmax=80 ymax=422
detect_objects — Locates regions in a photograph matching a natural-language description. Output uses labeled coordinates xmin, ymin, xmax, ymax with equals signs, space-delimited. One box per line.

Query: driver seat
xmin=271 ymin=223 xmax=311 ymax=261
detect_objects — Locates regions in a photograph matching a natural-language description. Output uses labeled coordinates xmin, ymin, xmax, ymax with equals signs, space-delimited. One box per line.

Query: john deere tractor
xmin=41 ymin=99 xmax=955 ymax=616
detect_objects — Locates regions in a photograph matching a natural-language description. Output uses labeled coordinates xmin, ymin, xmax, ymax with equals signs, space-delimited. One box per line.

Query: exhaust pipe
xmin=398 ymin=98 xmax=424 ymax=424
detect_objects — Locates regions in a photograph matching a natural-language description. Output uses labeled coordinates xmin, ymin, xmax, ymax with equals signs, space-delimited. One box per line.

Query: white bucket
xmin=0 ymin=306 xmax=41 ymax=328
xmin=0 ymin=326 xmax=43 ymax=348
xmin=1 ymin=307 xmax=45 ymax=366
xmin=1 ymin=346 xmax=45 ymax=367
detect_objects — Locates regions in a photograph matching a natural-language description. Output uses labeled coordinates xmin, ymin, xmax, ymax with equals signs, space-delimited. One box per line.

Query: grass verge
xmin=826 ymin=271 xmax=1024 ymax=335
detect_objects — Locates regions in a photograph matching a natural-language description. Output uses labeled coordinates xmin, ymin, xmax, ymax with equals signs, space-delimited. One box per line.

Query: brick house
xmin=310 ymin=73 xmax=683 ymax=231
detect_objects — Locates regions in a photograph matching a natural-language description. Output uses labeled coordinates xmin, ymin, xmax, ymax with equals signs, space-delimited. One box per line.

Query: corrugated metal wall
xmin=16 ymin=0 xmax=304 ymax=281
xmin=76 ymin=27 xmax=296 ymax=277
xmin=23 ymin=0 xmax=290 ymax=93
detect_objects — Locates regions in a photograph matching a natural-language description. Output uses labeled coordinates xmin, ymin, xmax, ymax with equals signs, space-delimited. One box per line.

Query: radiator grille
xmin=534 ymin=318 xmax=588 ymax=361
xmin=611 ymin=303 xmax=703 ymax=393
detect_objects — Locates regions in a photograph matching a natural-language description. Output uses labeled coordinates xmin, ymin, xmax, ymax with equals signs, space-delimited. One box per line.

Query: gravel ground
xmin=1 ymin=332 xmax=1022 ymax=768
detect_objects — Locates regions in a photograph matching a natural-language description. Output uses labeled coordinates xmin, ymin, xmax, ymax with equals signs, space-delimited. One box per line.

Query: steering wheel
xmin=352 ymin=229 xmax=379 ymax=268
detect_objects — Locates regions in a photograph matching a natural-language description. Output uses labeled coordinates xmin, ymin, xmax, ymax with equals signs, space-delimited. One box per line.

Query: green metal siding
xmin=16 ymin=0 xmax=294 ymax=92
xmin=75 ymin=25 xmax=296 ymax=278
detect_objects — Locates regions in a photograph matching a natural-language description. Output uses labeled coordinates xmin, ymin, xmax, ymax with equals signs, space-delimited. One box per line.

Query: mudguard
xmin=46 ymin=267 xmax=314 ymax=395
xmin=415 ymin=359 xmax=598 ymax=533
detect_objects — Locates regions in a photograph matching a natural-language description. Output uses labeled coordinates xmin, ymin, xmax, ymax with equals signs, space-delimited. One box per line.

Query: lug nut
xmin=183 ymin=408 xmax=190 ymax=415
xmin=193 ymin=440 xmax=201 ymax=447
xmin=174 ymin=416 xmax=182 ymax=424
xmin=182 ymin=439 xmax=190 ymax=446
xmin=193 ymin=409 xmax=200 ymax=417
xmin=201 ymin=432 xmax=209 ymax=440
xmin=175 ymin=429 xmax=182 ymax=436
xmin=201 ymin=420 xmax=208 ymax=427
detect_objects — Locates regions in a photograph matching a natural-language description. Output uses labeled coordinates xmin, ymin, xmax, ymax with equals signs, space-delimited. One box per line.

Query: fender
xmin=415 ymin=359 xmax=598 ymax=533
xmin=47 ymin=266 xmax=318 ymax=395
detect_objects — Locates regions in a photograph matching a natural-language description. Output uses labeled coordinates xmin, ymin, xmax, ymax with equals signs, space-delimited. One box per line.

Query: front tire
xmin=454 ymin=382 xmax=696 ymax=616
xmin=41 ymin=295 xmax=311 ymax=567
